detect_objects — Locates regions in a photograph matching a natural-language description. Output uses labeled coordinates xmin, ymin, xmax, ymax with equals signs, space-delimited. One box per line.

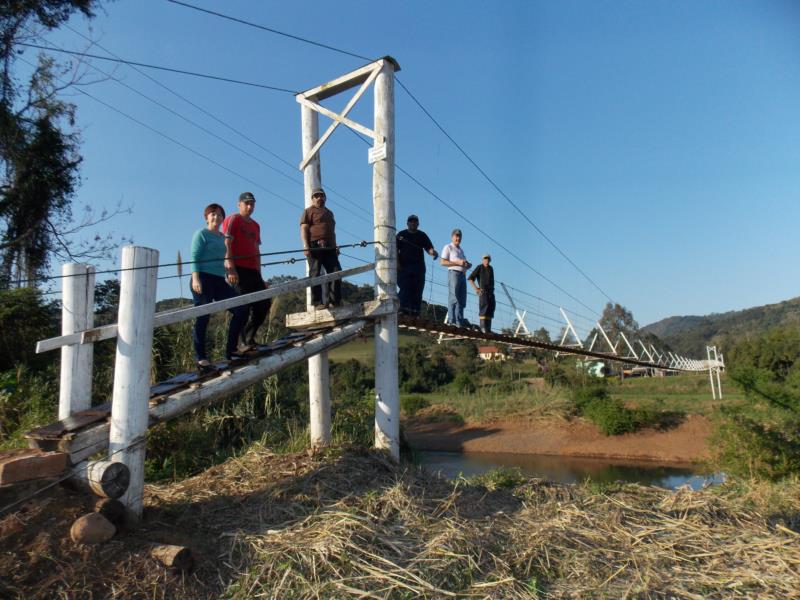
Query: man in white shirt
xmin=440 ymin=228 xmax=471 ymax=326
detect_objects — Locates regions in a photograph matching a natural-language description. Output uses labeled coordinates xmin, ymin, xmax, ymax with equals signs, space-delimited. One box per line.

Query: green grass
xmin=609 ymin=372 xmax=746 ymax=416
xmin=328 ymin=332 xmax=422 ymax=364
xmin=404 ymin=370 xmax=746 ymax=426
xmin=413 ymin=382 xmax=570 ymax=423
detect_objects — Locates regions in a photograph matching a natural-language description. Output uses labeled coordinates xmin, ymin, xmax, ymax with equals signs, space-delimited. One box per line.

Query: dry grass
xmin=1 ymin=445 xmax=799 ymax=599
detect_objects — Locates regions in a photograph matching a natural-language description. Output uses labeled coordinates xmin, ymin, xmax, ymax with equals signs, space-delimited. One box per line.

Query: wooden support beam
xmin=298 ymin=64 xmax=381 ymax=170
xmin=59 ymin=263 xmax=95 ymax=419
xmin=285 ymin=298 xmax=397 ymax=329
xmin=0 ymin=449 xmax=68 ymax=485
xmin=296 ymin=57 xmax=400 ymax=102
xmin=372 ymin=60 xmax=401 ymax=461
xmin=28 ymin=322 xmax=367 ymax=465
xmin=109 ymin=245 xmax=159 ymax=521
xmin=70 ymin=460 xmax=130 ymax=499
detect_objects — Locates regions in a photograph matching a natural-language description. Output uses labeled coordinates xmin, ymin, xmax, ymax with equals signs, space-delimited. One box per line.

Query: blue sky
xmin=30 ymin=0 xmax=800 ymax=338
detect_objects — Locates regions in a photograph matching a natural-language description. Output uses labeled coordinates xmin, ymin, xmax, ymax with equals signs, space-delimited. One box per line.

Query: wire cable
xmin=395 ymin=79 xmax=615 ymax=304
xmin=61 ymin=25 xmax=373 ymax=221
xmin=13 ymin=53 xmax=370 ymax=247
xmin=17 ymin=42 xmax=297 ymax=93
xmin=12 ymin=241 xmax=377 ymax=285
xmin=165 ymin=0 xmax=371 ymax=62
xmin=163 ymin=0 xmax=615 ymax=307
xmin=33 ymin=34 xmax=372 ymax=227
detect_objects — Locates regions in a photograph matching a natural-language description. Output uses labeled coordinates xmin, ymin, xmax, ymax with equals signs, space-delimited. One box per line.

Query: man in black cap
xmin=300 ymin=187 xmax=341 ymax=308
xmin=396 ymin=214 xmax=438 ymax=316
xmin=223 ymin=191 xmax=270 ymax=350
xmin=468 ymin=254 xmax=495 ymax=333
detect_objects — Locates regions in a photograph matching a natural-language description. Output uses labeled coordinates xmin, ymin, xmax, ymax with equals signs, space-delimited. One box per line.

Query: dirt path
xmin=404 ymin=414 xmax=712 ymax=464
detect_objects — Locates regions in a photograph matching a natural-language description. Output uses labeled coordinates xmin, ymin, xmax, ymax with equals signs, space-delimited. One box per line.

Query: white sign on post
xmin=368 ymin=143 xmax=387 ymax=164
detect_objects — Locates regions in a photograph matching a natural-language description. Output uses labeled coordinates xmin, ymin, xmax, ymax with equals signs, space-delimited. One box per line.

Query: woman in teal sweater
xmin=191 ymin=203 xmax=248 ymax=370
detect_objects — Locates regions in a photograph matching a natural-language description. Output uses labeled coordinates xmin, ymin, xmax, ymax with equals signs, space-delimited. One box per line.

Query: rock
xmin=94 ymin=498 xmax=126 ymax=528
xmin=70 ymin=513 xmax=116 ymax=544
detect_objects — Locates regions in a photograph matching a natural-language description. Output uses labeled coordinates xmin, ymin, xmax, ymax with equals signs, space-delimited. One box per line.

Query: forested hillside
xmin=642 ymin=296 xmax=800 ymax=356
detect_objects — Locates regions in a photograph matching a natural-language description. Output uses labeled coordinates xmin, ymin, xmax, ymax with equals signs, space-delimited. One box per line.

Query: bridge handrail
xmin=36 ymin=263 xmax=375 ymax=353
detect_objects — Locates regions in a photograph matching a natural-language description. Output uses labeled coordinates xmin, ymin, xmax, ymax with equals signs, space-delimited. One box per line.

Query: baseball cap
xmin=239 ymin=191 xmax=256 ymax=203
xmin=312 ymin=187 xmax=326 ymax=197
xmin=482 ymin=253 xmax=491 ymax=260
xmin=452 ymin=228 xmax=462 ymax=236
xmin=407 ymin=214 xmax=419 ymax=222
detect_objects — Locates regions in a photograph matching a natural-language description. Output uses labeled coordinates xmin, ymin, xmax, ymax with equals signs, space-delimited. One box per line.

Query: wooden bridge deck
xmin=25 ymin=322 xmax=365 ymax=465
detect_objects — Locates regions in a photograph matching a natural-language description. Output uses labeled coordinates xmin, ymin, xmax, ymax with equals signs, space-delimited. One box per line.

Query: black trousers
xmin=479 ymin=289 xmax=496 ymax=319
xmin=307 ymin=247 xmax=342 ymax=305
xmin=398 ymin=267 xmax=425 ymax=315
xmin=234 ymin=266 xmax=271 ymax=346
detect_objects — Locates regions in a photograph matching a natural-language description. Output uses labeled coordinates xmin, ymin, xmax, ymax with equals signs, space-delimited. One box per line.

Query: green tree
xmin=0 ymin=1 xmax=126 ymax=288
xmin=597 ymin=302 xmax=639 ymax=339
xmin=533 ymin=327 xmax=552 ymax=343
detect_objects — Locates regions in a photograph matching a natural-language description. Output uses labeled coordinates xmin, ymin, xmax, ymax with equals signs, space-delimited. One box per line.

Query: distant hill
xmin=642 ymin=297 xmax=800 ymax=356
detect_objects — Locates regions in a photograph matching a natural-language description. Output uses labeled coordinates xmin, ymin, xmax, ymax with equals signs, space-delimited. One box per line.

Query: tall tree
xmin=597 ymin=302 xmax=639 ymax=340
xmin=0 ymin=1 xmax=114 ymax=288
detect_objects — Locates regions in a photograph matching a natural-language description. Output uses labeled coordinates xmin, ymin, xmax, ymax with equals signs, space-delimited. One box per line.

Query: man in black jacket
xmin=396 ymin=214 xmax=438 ymax=315
xmin=468 ymin=254 xmax=495 ymax=333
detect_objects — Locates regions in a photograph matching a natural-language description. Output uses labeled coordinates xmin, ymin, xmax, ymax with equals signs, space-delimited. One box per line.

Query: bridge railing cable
xmin=12 ymin=241 xmax=379 ymax=286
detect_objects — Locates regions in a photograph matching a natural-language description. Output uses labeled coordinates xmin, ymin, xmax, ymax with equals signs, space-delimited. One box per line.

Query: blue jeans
xmin=447 ymin=269 xmax=466 ymax=326
xmin=191 ymin=272 xmax=248 ymax=360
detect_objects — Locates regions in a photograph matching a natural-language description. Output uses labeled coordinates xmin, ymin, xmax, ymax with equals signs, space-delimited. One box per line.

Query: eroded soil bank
xmin=404 ymin=414 xmax=712 ymax=464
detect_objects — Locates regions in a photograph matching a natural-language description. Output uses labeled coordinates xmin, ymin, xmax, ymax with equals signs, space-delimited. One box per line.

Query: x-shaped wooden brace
xmin=297 ymin=61 xmax=384 ymax=171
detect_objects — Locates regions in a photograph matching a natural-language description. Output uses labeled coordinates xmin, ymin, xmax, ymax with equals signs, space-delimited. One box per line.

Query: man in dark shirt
xmin=468 ymin=253 xmax=495 ymax=333
xmin=396 ymin=214 xmax=438 ymax=316
xmin=300 ymin=187 xmax=341 ymax=308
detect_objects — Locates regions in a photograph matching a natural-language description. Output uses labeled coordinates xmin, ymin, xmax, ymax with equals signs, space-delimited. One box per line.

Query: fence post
xmin=59 ymin=264 xmax=95 ymax=420
xmin=301 ymin=102 xmax=332 ymax=447
xmin=372 ymin=59 xmax=400 ymax=459
xmin=108 ymin=245 xmax=158 ymax=521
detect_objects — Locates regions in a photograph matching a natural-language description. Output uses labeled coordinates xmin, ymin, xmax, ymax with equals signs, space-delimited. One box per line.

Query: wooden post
xmin=59 ymin=264 xmax=95 ymax=419
xmin=372 ymin=60 xmax=400 ymax=459
xmin=108 ymin=245 xmax=158 ymax=520
xmin=71 ymin=459 xmax=130 ymax=499
xmin=301 ymin=102 xmax=331 ymax=447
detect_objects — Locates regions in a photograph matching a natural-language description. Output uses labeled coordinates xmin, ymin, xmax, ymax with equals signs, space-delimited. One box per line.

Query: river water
xmin=418 ymin=450 xmax=724 ymax=490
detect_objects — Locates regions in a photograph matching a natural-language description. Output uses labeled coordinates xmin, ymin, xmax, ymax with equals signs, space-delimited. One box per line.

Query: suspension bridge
xmin=2 ymin=58 xmax=723 ymax=521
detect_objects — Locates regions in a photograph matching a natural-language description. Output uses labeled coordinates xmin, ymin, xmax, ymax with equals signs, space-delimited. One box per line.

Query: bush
xmin=332 ymin=388 xmax=374 ymax=447
xmin=399 ymin=343 xmax=453 ymax=393
xmin=451 ymin=372 xmax=477 ymax=394
xmin=0 ymin=288 xmax=57 ymax=371
xmin=582 ymin=397 xmax=637 ymax=436
xmin=468 ymin=466 xmax=526 ymax=490
xmin=711 ymin=412 xmax=800 ymax=480
xmin=570 ymin=384 xmax=657 ymax=436
xmin=714 ymin=327 xmax=800 ymax=480
xmin=401 ymin=394 xmax=429 ymax=416
xmin=482 ymin=361 xmax=504 ymax=380
xmin=0 ymin=366 xmax=58 ymax=449
xmin=544 ymin=362 xmax=574 ymax=387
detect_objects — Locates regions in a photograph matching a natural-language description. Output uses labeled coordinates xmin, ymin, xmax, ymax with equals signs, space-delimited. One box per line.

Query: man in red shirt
xmin=223 ymin=192 xmax=270 ymax=350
